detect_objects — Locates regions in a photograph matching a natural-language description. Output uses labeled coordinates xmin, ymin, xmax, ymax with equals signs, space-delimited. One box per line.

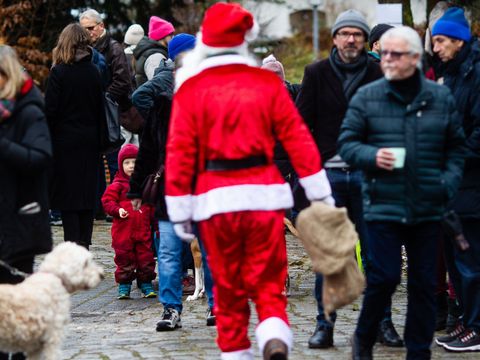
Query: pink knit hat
xmin=148 ymin=16 xmax=175 ymax=41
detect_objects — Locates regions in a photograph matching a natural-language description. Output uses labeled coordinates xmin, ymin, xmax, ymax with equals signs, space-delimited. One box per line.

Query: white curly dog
xmin=0 ymin=242 xmax=104 ymax=360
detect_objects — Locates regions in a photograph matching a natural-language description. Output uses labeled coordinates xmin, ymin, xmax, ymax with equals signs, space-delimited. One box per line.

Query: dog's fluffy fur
xmin=0 ymin=242 xmax=104 ymax=360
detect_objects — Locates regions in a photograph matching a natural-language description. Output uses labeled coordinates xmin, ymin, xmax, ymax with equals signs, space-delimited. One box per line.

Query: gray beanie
xmin=331 ymin=9 xmax=370 ymax=37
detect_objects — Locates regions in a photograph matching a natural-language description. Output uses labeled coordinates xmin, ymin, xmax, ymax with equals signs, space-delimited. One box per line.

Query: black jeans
xmin=0 ymin=257 xmax=33 ymax=360
xmin=355 ymin=221 xmax=440 ymax=360
xmin=314 ymin=169 xmax=392 ymax=327
xmin=444 ymin=218 xmax=480 ymax=331
xmin=61 ymin=210 xmax=94 ymax=248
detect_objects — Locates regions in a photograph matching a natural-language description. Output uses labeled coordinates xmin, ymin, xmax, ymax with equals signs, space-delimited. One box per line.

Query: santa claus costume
xmin=165 ymin=3 xmax=334 ymax=360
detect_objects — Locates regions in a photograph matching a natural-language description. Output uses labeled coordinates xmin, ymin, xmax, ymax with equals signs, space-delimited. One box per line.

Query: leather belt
xmin=205 ymin=155 xmax=267 ymax=171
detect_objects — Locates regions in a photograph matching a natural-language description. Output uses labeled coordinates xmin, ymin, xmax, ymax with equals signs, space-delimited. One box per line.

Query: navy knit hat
xmin=369 ymin=24 xmax=394 ymax=49
xmin=168 ymin=33 xmax=196 ymax=61
xmin=331 ymin=9 xmax=370 ymax=37
xmin=432 ymin=7 xmax=471 ymax=42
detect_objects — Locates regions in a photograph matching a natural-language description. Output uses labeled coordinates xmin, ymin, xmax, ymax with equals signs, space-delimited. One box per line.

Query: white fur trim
xmin=192 ymin=183 xmax=293 ymax=221
xmin=165 ymin=194 xmax=193 ymax=223
xmin=298 ymin=169 xmax=332 ymax=201
xmin=245 ymin=20 xmax=259 ymax=43
xmin=255 ymin=317 xmax=293 ymax=353
xmin=221 ymin=348 xmax=254 ymax=360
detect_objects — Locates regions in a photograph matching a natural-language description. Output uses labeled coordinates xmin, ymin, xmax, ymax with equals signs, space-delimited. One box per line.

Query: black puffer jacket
xmin=441 ymin=39 xmax=480 ymax=219
xmin=338 ymin=76 xmax=465 ymax=224
xmin=0 ymin=83 xmax=53 ymax=263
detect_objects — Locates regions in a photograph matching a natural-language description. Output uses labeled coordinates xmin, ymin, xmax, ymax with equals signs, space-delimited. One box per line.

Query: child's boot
xmin=140 ymin=282 xmax=157 ymax=298
xmin=118 ymin=283 xmax=131 ymax=299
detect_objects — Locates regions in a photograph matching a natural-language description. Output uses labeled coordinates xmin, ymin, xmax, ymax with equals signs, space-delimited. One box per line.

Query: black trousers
xmin=61 ymin=209 xmax=94 ymax=249
xmin=0 ymin=257 xmax=34 ymax=360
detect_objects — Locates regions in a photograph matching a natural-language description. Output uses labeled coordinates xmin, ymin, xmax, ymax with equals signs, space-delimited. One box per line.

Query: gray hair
xmin=79 ymin=9 xmax=103 ymax=24
xmin=380 ymin=26 xmax=423 ymax=69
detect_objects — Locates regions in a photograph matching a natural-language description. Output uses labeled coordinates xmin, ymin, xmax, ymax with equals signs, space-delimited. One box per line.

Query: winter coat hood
xmin=116 ymin=144 xmax=138 ymax=183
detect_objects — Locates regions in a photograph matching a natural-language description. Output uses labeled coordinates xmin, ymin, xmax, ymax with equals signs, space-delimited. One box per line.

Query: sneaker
xmin=117 ymin=283 xmax=131 ymax=299
xmin=443 ymin=329 xmax=480 ymax=352
xmin=206 ymin=307 xmax=216 ymax=326
xmin=156 ymin=308 xmax=182 ymax=331
xmin=139 ymin=282 xmax=157 ymax=298
xmin=435 ymin=323 xmax=465 ymax=346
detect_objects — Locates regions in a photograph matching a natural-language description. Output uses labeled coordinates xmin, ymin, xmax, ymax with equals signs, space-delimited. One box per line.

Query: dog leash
xmin=0 ymin=259 xmax=29 ymax=279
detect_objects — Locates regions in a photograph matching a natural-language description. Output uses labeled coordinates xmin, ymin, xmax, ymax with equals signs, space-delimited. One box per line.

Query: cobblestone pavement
xmin=47 ymin=222 xmax=477 ymax=360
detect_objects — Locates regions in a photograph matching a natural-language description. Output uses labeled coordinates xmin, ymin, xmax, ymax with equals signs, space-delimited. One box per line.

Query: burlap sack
xmin=322 ymin=257 xmax=366 ymax=316
xmin=295 ymin=202 xmax=359 ymax=275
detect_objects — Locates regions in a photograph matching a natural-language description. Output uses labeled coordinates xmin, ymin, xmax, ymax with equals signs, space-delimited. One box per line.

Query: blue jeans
xmin=158 ymin=221 xmax=214 ymax=312
xmin=314 ymin=169 xmax=392 ymax=326
xmin=158 ymin=221 xmax=184 ymax=313
xmin=444 ymin=219 xmax=480 ymax=331
xmin=356 ymin=221 xmax=439 ymax=360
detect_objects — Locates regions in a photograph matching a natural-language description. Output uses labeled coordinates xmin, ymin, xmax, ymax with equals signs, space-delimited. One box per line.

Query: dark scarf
xmin=389 ymin=69 xmax=421 ymax=104
xmin=444 ymin=41 xmax=471 ymax=76
xmin=329 ymin=47 xmax=368 ymax=100
xmin=0 ymin=76 xmax=33 ymax=122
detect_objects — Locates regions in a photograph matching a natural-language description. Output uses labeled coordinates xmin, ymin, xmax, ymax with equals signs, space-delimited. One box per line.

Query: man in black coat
xmin=296 ymin=9 xmax=401 ymax=349
xmin=80 ymin=9 xmax=133 ymax=220
xmin=431 ymin=7 xmax=480 ymax=352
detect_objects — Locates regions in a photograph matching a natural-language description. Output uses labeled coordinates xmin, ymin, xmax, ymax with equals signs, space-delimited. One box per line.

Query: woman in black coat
xmin=0 ymin=45 xmax=52 ymax=360
xmin=45 ymin=23 xmax=105 ymax=249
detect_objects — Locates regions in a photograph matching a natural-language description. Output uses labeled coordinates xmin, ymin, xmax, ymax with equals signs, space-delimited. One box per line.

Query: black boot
xmin=308 ymin=324 xmax=334 ymax=348
xmin=446 ymin=298 xmax=462 ymax=333
xmin=352 ymin=334 xmax=373 ymax=360
xmin=377 ymin=319 xmax=403 ymax=347
xmin=435 ymin=291 xmax=448 ymax=331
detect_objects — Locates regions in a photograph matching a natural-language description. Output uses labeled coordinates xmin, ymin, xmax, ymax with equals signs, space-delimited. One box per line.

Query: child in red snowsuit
xmin=102 ymin=144 xmax=156 ymax=299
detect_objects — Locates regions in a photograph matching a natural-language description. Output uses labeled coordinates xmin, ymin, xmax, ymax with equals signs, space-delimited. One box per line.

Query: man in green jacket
xmin=338 ymin=26 xmax=465 ymax=360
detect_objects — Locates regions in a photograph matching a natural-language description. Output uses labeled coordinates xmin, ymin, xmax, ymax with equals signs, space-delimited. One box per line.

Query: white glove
xmin=315 ymin=195 xmax=336 ymax=207
xmin=173 ymin=221 xmax=196 ymax=243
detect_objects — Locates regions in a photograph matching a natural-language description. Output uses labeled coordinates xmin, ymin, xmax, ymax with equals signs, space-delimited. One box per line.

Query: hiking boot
xmin=206 ymin=307 xmax=216 ymax=326
xmin=263 ymin=338 xmax=288 ymax=360
xmin=443 ymin=329 xmax=480 ymax=352
xmin=156 ymin=308 xmax=182 ymax=331
xmin=139 ymin=282 xmax=157 ymax=298
xmin=435 ymin=323 xmax=465 ymax=346
xmin=117 ymin=283 xmax=131 ymax=299
xmin=377 ymin=319 xmax=403 ymax=347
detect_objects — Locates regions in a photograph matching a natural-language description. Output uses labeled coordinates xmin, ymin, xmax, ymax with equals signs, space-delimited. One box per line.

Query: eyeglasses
xmin=336 ymin=31 xmax=364 ymax=40
xmin=84 ymin=24 xmax=98 ymax=31
xmin=380 ymin=50 xmax=412 ymax=60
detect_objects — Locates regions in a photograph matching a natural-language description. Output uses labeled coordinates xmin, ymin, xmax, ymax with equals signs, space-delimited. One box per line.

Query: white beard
xmin=175 ymin=33 xmax=258 ymax=91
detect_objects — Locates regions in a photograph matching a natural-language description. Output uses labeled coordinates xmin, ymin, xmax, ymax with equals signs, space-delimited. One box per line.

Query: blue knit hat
xmin=432 ymin=7 xmax=471 ymax=42
xmin=168 ymin=33 xmax=196 ymax=61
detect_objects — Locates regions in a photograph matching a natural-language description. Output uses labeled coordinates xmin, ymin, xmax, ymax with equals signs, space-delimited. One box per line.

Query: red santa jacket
xmin=165 ymin=55 xmax=332 ymax=223
xmin=102 ymin=144 xmax=154 ymax=245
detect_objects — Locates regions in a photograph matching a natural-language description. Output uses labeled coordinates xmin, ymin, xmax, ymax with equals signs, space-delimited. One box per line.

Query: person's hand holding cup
xmin=376 ymin=147 xmax=406 ymax=171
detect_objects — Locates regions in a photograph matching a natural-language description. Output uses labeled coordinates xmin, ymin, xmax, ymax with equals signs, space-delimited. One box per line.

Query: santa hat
xmin=124 ymin=24 xmax=144 ymax=46
xmin=201 ymin=2 xmax=258 ymax=48
xmin=148 ymin=16 xmax=175 ymax=41
xmin=261 ymin=54 xmax=285 ymax=80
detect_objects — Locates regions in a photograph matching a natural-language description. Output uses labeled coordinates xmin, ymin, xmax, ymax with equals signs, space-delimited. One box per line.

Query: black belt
xmin=205 ymin=155 xmax=267 ymax=171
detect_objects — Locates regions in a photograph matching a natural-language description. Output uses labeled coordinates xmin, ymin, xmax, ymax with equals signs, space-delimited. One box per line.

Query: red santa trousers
xmin=199 ymin=209 xmax=292 ymax=354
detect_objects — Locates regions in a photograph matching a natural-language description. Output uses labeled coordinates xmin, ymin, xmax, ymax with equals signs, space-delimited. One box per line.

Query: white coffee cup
xmin=388 ymin=147 xmax=406 ymax=168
